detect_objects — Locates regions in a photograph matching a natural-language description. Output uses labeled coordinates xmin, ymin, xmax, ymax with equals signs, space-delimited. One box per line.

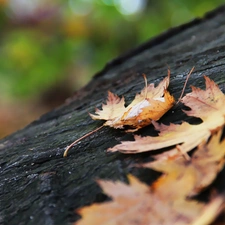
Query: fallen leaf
xmin=109 ymin=76 xmax=224 ymax=157
xmin=75 ymin=125 xmax=225 ymax=225
xmin=190 ymin=196 xmax=225 ymax=225
xmin=108 ymin=121 xmax=209 ymax=154
xmin=74 ymin=174 xmax=224 ymax=225
xmin=73 ymin=74 xmax=225 ymax=225
xmin=64 ymin=71 xmax=174 ymax=156
xmin=190 ymin=127 xmax=225 ymax=194
xmin=74 ymin=127 xmax=225 ymax=225
xmin=182 ymin=76 xmax=225 ymax=127
xmin=142 ymin=127 xmax=225 ymax=196
xmin=90 ymin=72 xmax=175 ymax=131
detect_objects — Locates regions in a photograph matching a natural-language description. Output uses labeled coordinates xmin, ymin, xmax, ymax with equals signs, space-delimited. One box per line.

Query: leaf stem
xmin=176 ymin=66 xmax=195 ymax=104
xmin=63 ymin=124 xmax=105 ymax=157
xmin=142 ymin=74 xmax=148 ymax=98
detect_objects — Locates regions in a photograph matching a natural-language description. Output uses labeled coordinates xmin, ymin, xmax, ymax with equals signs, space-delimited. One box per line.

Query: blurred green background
xmin=0 ymin=0 xmax=224 ymax=138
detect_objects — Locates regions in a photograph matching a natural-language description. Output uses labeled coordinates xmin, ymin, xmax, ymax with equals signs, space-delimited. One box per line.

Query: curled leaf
xmin=90 ymin=72 xmax=175 ymax=131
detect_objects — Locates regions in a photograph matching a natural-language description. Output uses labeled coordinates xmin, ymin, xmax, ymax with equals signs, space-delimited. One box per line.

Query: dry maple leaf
xmin=142 ymin=127 xmax=225 ymax=196
xmin=109 ymin=76 xmax=225 ymax=157
xmin=89 ymin=72 xmax=174 ymax=131
xmin=74 ymin=128 xmax=225 ymax=225
xmin=64 ymin=71 xmax=175 ymax=156
xmin=74 ymin=174 xmax=224 ymax=225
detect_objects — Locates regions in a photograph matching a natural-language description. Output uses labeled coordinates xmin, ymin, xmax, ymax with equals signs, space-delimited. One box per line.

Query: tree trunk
xmin=1 ymin=5 xmax=225 ymax=225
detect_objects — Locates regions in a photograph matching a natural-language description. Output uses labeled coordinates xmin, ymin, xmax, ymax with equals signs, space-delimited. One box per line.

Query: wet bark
xmin=1 ymin=5 xmax=225 ymax=225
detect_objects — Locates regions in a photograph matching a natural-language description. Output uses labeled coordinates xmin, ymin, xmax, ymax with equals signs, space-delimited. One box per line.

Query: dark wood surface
xmin=1 ymin=5 xmax=225 ymax=225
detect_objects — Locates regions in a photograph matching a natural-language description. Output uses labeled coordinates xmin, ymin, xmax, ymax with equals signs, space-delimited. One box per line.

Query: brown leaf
xmin=142 ymin=127 xmax=225 ymax=196
xmin=90 ymin=72 xmax=174 ymax=131
xmin=89 ymin=91 xmax=126 ymax=122
xmin=64 ymin=71 xmax=175 ymax=156
xmin=109 ymin=76 xmax=224 ymax=156
xmin=74 ymin=174 xmax=224 ymax=225
xmin=182 ymin=76 xmax=225 ymax=126
xmin=74 ymin=76 xmax=225 ymax=225
xmin=108 ymin=122 xmax=210 ymax=154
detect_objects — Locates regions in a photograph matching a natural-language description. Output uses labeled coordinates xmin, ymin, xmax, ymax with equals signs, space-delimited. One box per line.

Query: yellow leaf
xmin=90 ymin=72 xmax=175 ymax=131
xmin=64 ymin=71 xmax=175 ymax=156
xmin=89 ymin=91 xmax=126 ymax=122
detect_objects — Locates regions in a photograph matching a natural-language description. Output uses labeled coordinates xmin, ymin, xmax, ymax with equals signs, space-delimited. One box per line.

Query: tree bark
xmin=1 ymin=5 xmax=225 ymax=225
